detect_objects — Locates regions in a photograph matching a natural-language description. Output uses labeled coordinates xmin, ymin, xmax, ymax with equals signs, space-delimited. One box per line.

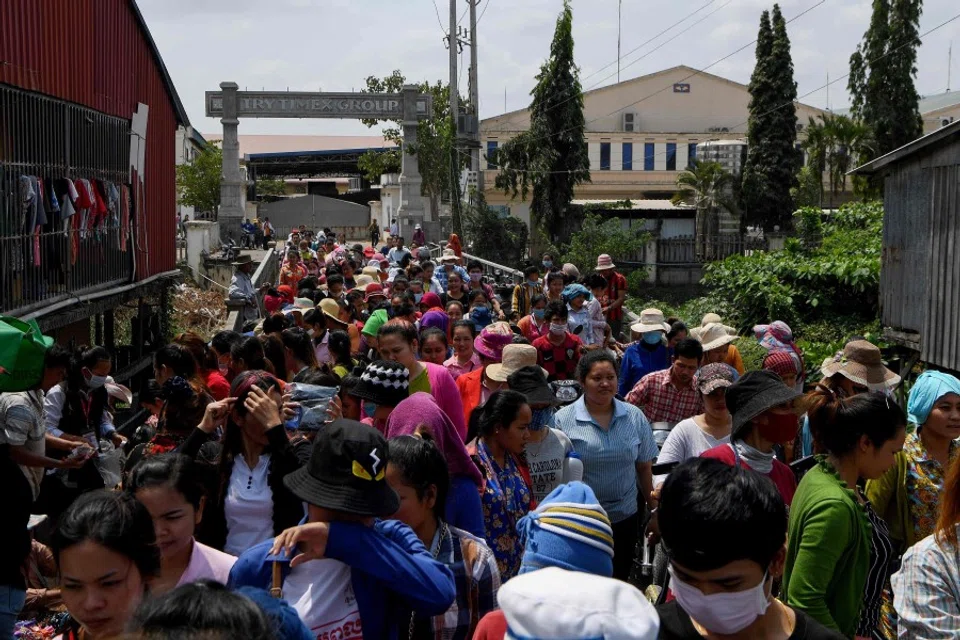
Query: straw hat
xmin=440 ymin=249 xmax=459 ymax=263
xmin=361 ymin=265 xmax=381 ymax=278
xmin=820 ymin=340 xmax=900 ymax=390
xmin=630 ymin=308 xmax=671 ymax=334
xmin=693 ymin=322 xmax=738 ymax=351
xmin=319 ymin=298 xmax=347 ymax=326
xmin=486 ymin=344 xmax=547 ymax=383
xmin=701 ymin=313 xmax=722 ymax=327
xmin=353 ymin=274 xmax=375 ymax=291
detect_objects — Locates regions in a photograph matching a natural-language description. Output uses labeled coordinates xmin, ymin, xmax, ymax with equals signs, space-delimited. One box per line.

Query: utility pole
xmin=469 ymin=0 xmax=482 ymax=194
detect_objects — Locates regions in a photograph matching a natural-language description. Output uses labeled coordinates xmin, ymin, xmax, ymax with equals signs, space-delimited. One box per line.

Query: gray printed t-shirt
xmin=525 ymin=428 xmax=574 ymax=504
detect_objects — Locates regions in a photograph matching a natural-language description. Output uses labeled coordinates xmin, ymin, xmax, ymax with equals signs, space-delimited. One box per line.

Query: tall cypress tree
xmin=494 ymin=0 xmax=590 ymax=245
xmin=741 ymin=5 xmax=799 ymax=231
xmin=849 ymin=0 xmax=922 ymax=157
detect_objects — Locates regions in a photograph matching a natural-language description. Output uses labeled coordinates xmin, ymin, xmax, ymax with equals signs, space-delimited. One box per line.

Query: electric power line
xmin=469 ymin=9 xmax=960 ymax=174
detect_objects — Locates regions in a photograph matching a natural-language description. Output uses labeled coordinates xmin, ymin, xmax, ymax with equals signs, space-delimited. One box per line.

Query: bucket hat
xmin=364 ymin=283 xmax=387 ymax=303
xmin=440 ymin=249 xmax=459 ymax=263
xmin=231 ymin=254 xmax=254 ymax=267
xmin=727 ymin=370 xmax=802 ymax=439
xmin=695 ymin=363 xmax=737 ymax=395
xmin=487 ymin=345 xmax=547 ymax=383
xmin=352 ymin=274 xmax=375 ymax=292
xmin=595 ymin=254 xmax=616 ymax=271
xmin=361 ymin=266 xmax=380 ymax=278
xmin=562 ymin=263 xmax=581 ymax=281
xmin=700 ymin=312 xmax=722 ymax=327
xmin=283 ymin=419 xmax=399 ymax=516
xmin=694 ymin=322 xmax=738 ymax=351
xmin=363 ymin=246 xmax=376 ymax=258
xmin=820 ymin=340 xmax=900 ymax=390
xmin=507 ymin=366 xmax=559 ymax=406
xmin=630 ymin=308 xmax=671 ymax=334
xmin=473 ymin=322 xmax=514 ymax=362
xmin=351 ymin=360 xmax=410 ymax=407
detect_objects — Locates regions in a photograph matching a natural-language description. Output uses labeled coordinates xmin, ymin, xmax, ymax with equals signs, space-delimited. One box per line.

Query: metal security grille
xmin=0 ymin=84 xmax=133 ymax=317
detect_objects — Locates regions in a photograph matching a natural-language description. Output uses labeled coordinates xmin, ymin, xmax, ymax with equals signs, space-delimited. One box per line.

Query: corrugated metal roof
xmin=919 ymin=91 xmax=960 ymax=114
xmin=853 ymin=119 xmax=960 ymax=174
xmin=571 ymin=199 xmax=694 ymax=210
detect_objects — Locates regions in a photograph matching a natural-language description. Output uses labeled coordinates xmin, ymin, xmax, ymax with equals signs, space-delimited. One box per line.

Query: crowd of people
xmin=2 ymin=226 xmax=960 ymax=640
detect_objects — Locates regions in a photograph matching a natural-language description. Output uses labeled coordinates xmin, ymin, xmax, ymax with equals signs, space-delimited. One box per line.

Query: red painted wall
xmin=0 ymin=0 xmax=181 ymax=279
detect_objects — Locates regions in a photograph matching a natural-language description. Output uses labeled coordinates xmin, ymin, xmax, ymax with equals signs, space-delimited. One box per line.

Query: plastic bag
xmin=94 ymin=439 xmax=124 ymax=489
xmin=285 ymin=383 xmax=339 ymax=431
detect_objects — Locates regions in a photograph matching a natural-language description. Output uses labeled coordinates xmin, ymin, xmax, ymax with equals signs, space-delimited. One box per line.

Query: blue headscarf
xmin=907 ymin=371 xmax=960 ymax=426
xmin=561 ymin=283 xmax=591 ymax=304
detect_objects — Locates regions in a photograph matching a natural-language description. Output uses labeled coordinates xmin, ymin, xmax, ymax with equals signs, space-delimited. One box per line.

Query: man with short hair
xmin=626 ymin=338 xmax=704 ymax=424
xmin=532 ymin=302 xmax=582 ymax=382
xmin=387 ymin=236 xmax=411 ymax=266
xmin=656 ymin=458 xmax=842 ymax=639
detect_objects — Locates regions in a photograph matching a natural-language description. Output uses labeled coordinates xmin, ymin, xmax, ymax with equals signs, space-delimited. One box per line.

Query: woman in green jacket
xmin=864 ymin=370 xmax=960 ymax=638
xmin=783 ymin=389 xmax=906 ymax=639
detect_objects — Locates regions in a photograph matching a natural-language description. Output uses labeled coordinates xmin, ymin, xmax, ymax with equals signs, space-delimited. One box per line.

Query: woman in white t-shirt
xmin=654 ymin=363 xmax=736 ymax=487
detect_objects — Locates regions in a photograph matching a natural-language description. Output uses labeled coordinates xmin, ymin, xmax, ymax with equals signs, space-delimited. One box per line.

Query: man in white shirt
xmin=0 ymin=346 xmax=84 ymax=501
xmin=228 ymin=255 xmax=259 ymax=323
xmin=387 ymin=237 xmax=411 ymax=266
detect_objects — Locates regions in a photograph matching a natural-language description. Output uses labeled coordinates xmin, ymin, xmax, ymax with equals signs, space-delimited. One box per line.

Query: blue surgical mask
xmin=642 ymin=332 xmax=663 ymax=345
xmin=533 ymin=308 xmax=546 ymax=320
xmin=414 ymin=293 xmax=424 ymax=304
xmin=529 ymin=407 xmax=555 ymax=432
xmin=363 ymin=401 xmax=378 ymax=419
xmin=542 ymin=260 xmax=553 ymax=269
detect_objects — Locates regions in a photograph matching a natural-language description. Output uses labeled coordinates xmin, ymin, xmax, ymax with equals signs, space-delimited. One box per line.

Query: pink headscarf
xmin=386 ymin=392 xmax=482 ymax=487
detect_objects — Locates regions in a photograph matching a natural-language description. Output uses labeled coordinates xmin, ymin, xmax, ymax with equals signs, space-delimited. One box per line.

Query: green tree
xmin=848 ymin=0 xmax=922 ymax=162
xmin=176 ymin=141 xmax=222 ymax=217
xmin=672 ymin=160 xmax=738 ymax=259
xmin=462 ymin=194 xmax=529 ymax=268
xmin=494 ymin=0 xmax=590 ymax=246
xmin=802 ymin=114 xmax=874 ymax=207
xmin=740 ymin=5 xmax=800 ymax=231
xmin=561 ymin=213 xmax=649 ymax=280
xmin=358 ymin=71 xmax=461 ymax=235
xmin=791 ymin=165 xmax=823 ymax=208
xmin=255 ymin=176 xmax=287 ymax=200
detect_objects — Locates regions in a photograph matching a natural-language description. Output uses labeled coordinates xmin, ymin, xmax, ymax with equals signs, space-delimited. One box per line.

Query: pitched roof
xmin=129 ymin=0 xmax=189 ymax=126
xmin=482 ymin=64 xmax=824 ymax=124
xmin=919 ymin=90 xmax=960 ymax=114
xmin=853 ymin=118 xmax=960 ymax=174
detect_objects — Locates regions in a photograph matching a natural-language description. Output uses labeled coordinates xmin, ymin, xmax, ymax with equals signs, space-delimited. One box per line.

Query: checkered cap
xmin=353 ymin=360 xmax=410 ymax=407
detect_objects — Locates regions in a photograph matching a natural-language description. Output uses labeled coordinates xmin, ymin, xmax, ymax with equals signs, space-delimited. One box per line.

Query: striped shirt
xmin=893 ymin=525 xmax=960 ymax=639
xmin=415 ymin=523 xmax=501 ymax=640
xmin=436 ymin=264 xmax=469 ymax=291
xmin=554 ymin=397 xmax=658 ymax=523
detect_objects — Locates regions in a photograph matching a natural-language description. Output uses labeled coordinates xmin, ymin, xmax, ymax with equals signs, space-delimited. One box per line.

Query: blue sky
xmin=138 ymin=0 xmax=959 ymax=137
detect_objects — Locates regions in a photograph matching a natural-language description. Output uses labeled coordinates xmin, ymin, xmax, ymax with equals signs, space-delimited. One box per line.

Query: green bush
xmin=562 ymin=214 xmax=649 ymax=281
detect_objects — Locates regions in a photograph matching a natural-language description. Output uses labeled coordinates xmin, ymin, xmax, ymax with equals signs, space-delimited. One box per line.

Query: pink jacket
xmin=424 ymin=362 xmax=467 ymax=441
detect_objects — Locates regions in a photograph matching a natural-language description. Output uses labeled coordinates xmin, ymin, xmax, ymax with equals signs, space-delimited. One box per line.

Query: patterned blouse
xmin=467 ymin=439 xmax=532 ymax=582
xmin=905 ymin=431 xmax=960 ymax=541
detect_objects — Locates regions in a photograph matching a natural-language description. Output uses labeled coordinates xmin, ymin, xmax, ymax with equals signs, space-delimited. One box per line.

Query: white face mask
xmin=668 ymin=567 xmax=771 ymax=635
xmin=549 ymin=323 xmax=567 ymax=337
xmin=308 ymin=328 xmax=317 ymax=338
xmin=84 ymin=370 xmax=109 ymax=389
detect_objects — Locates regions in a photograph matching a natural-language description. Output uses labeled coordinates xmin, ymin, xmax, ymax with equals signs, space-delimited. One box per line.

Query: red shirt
xmin=603 ymin=271 xmax=628 ymax=322
xmin=203 ymin=370 xmax=231 ymax=401
xmin=532 ymin=333 xmax=582 ymax=381
xmin=701 ymin=443 xmax=797 ymax=506
xmin=625 ymin=368 xmax=703 ymax=424
xmin=473 ymin=610 xmax=508 ymax=640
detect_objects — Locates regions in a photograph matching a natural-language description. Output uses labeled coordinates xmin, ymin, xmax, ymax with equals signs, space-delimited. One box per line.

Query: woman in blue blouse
xmin=466 ymin=390 xmax=533 ymax=581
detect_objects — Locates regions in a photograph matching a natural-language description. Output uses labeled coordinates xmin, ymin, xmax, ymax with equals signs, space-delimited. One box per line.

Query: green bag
xmin=0 ymin=316 xmax=54 ymax=392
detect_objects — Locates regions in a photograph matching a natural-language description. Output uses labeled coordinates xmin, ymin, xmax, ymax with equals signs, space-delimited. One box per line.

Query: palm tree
xmin=802 ymin=114 xmax=874 ymax=208
xmin=673 ymin=161 xmax=738 ymax=260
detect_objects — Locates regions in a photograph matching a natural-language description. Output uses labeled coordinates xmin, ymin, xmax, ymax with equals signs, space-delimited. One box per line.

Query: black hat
xmin=728 ymin=370 xmax=802 ymax=439
xmin=283 ymin=419 xmax=399 ymax=516
xmin=351 ymin=360 xmax=410 ymax=407
xmin=508 ymin=366 xmax=559 ymax=406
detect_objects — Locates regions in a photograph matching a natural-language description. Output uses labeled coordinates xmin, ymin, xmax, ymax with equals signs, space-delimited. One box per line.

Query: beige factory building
xmin=480 ymin=65 xmax=829 ymax=226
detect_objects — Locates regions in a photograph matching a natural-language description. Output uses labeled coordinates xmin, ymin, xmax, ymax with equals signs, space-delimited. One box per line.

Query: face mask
xmin=668 ymin=567 xmax=771 ymax=635
xmin=542 ymin=260 xmax=553 ymax=269
xmin=219 ymin=363 xmax=230 ymax=377
xmin=527 ymin=279 xmax=539 ymax=287
xmin=757 ymin=411 xmax=799 ymax=444
xmin=363 ymin=401 xmax=378 ymax=419
xmin=549 ymin=323 xmax=567 ymax=337
xmin=529 ymin=407 xmax=555 ymax=432
xmin=85 ymin=371 xmax=108 ymax=389
xmin=469 ymin=272 xmax=482 ymax=282
xmin=307 ymin=328 xmax=317 ymax=338
xmin=414 ymin=293 xmax=424 ymax=304
xmin=533 ymin=308 xmax=546 ymax=320
xmin=642 ymin=332 xmax=663 ymax=345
